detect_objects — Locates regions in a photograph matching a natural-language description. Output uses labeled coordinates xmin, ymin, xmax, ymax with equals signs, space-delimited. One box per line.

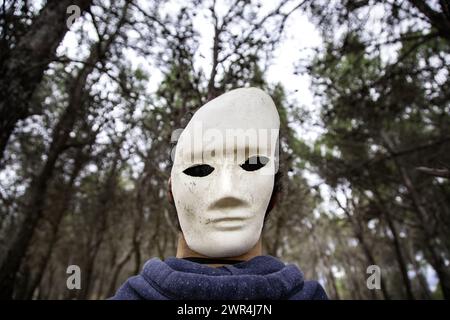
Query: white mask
xmin=170 ymin=87 xmax=280 ymax=257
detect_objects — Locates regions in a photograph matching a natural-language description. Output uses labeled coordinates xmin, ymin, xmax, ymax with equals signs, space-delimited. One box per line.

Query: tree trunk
xmin=408 ymin=0 xmax=450 ymax=41
xmin=398 ymin=165 xmax=450 ymax=299
xmin=106 ymin=245 xmax=134 ymax=297
xmin=382 ymin=132 xmax=450 ymax=299
xmin=371 ymin=186 xmax=415 ymax=300
xmin=24 ymin=147 xmax=90 ymax=299
xmin=0 ymin=33 xmax=108 ymax=301
xmin=77 ymin=145 xmax=123 ymax=299
xmin=0 ymin=0 xmax=92 ymax=161
xmin=335 ymin=194 xmax=391 ymax=299
xmin=0 ymin=1 xmax=132 ymax=298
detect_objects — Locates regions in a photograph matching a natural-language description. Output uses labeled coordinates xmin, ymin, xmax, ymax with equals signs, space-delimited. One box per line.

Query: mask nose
xmin=208 ymin=164 xmax=248 ymax=210
xmin=218 ymin=163 xmax=234 ymax=195
xmin=208 ymin=196 xmax=246 ymax=210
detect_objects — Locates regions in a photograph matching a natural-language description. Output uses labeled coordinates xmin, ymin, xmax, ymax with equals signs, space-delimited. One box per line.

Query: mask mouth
xmin=206 ymin=196 xmax=252 ymax=231
xmin=207 ymin=215 xmax=251 ymax=231
xmin=210 ymin=215 xmax=250 ymax=223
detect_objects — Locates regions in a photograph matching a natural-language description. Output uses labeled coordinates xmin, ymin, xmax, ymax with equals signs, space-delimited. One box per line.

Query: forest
xmin=0 ymin=0 xmax=449 ymax=300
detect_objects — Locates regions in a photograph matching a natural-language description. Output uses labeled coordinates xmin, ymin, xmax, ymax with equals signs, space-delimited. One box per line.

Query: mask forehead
xmin=192 ymin=87 xmax=279 ymax=130
xmin=174 ymin=88 xmax=280 ymax=166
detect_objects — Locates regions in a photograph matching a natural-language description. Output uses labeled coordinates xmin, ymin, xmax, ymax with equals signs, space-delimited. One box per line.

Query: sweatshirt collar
xmin=140 ymin=255 xmax=305 ymax=300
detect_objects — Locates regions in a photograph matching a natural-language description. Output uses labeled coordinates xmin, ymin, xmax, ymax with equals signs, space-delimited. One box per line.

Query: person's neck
xmin=176 ymin=232 xmax=262 ymax=267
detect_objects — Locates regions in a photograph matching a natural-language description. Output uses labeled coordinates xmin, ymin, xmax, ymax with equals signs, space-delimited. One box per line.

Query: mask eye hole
xmin=183 ymin=164 xmax=215 ymax=177
xmin=240 ymin=156 xmax=269 ymax=172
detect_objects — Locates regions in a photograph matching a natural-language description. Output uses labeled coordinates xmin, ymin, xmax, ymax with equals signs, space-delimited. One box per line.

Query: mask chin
xmin=183 ymin=224 xmax=263 ymax=258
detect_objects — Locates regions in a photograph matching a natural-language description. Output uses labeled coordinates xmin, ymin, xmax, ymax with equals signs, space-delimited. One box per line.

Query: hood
xmin=111 ymin=255 xmax=327 ymax=300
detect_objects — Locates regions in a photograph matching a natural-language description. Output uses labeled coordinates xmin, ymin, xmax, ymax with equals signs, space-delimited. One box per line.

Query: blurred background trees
xmin=0 ymin=0 xmax=448 ymax=299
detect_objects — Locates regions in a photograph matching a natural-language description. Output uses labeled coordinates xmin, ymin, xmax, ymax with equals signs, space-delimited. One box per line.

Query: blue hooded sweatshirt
xmin=111 ymin=255 xmax=328 ymax=300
